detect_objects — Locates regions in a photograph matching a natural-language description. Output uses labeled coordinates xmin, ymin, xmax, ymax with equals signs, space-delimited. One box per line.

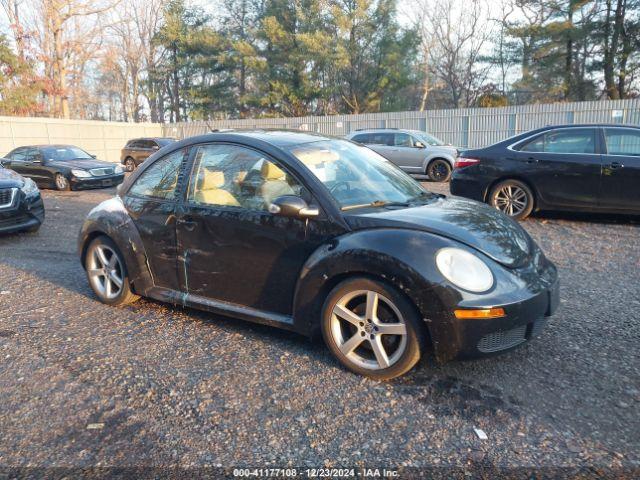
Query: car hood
xmin=47 ymin=159 xmax=115 ymax=170
xmin=344 ymin=195 xmax=532 ymax=268
xmin=0 ymin=166 xmax=25 ymax=188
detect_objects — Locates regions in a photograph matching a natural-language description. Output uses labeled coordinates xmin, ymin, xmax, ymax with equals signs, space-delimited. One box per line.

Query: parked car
xmin=346 ymin=128 xmax=458 ymax=182
xmin=120 ymin=137 xmax=176 ymax=171
xmin=0 ymin=159 xmax=45 ymax=234
xmin=2 ymin=145 xmax=125 ymax=191
xmin=78 ymin=131 xmax=558 ymax=380
xmin=451 ymin=124 xmax=640 ymax=220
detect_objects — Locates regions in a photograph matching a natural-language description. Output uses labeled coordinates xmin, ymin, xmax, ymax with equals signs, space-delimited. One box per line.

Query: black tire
xmin=427 ymin=158 xmax=452 ymax=182
xmin=321 ymin=277 xmax=425 ymax=380
xmin=54 ymin=173 xmax=71 ymax=191
xmin=124 ymin=157 xmax=136 ymax=172
xmin=84 ymin=235 xmax=139 ymax=306
xmin=488 ymin=179 xmax=535 ymax=220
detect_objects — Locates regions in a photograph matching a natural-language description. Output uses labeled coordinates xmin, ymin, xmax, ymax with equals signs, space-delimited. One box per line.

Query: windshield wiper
xmin=341 ymin=200 xmax=409 ymax=211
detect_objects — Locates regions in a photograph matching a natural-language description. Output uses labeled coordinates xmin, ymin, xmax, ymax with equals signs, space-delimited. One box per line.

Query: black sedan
xmin=451 ymin=124 xmax=640 ymax=219
xmin=78 ymin=131 xmax=558 ymax=380
xmin=2 ymin=145 xmax=125 ymax=191
xmin=0 ymin=161 xmax=45 ymax=234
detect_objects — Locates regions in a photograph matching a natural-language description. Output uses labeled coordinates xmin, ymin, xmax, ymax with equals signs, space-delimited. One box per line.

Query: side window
xmin=520 ymin=129 xmax=596 ymax=154
xmin=544 ymin=129 xmax=596 ymax=154
xmin=605 ymin=129 xmax=640 ymax=156
xmin=9 ymin=148 xmax=27 ymax=161
xmin=141 ymin=140 xmax=154 ymax=149
xmin=127 ymin=140 xmax=140 ymax=149
xmin=351 ymin=134 xmax=370 ymax=144
xmin=187 ymin=144 xmax=306 ymax=211
xmin=369 ymin=133 xmax=393 ymax=146
xmin=520 ymin=135 xmax=545 ymax=152
xmin=394 ymin=133 xmax=413 ymax=147
xmin=24 ymin=148 xmax=41 ymax=162
xmin=128 ymin=149 xmax=185 ymax=200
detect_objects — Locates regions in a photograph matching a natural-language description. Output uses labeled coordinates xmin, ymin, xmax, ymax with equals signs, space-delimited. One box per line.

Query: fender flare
xmin=292 ymin=229 xmax=464 ymax=361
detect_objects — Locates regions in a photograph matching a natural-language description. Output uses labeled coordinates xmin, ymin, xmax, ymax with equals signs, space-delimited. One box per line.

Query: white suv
xmin=346 ymin=129 xmax=458 ymax=182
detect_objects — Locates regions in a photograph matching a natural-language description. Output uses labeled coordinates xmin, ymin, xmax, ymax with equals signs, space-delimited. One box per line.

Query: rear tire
xmin=427 ymin=158 xmax=452 ymax=182
xmin=84 ymin=236 xmax=139 ymax=306
xmin=321 ymin=277 xmax=425 ymax=380
xmin=124 ymin=157 xmax=136 ymax=172
xmin=489 ymin=179 xmax=534 ymax=220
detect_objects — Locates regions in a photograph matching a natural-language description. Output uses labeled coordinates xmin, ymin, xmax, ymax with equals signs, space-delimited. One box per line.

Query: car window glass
xmin=352 ymin=134 xmax=370 ymax=143
xmin=128 ymin=149 xmax=185 ymax=200
xmin=10 ymin=148 xmax=27 ymax=161
xmin=605 ymin=129 xmax=640 ymax=156
xmin=394 ymin=133 xmax=413 ymax=147
xmin=368 ymin=133 xmax=393 ymax=146
xmin=519 ymin=135 xmax=545 ymax=152
xmin=25 ymin=149 xmax=41 ymax=161
xmin=544 ymin=129 xmax=596 ymax=154
xmin=188 ymin=144 xmax=306 ymax=211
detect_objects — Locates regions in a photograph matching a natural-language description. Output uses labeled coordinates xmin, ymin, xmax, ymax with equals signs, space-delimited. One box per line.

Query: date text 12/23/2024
xmin=232 ymin=468 xmax=399 ymax=478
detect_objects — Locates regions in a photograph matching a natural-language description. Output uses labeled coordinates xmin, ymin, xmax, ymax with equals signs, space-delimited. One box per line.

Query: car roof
xmin=11 ymin=144 xmax=82 ymax=150
xmin=350 ymin=128 xmax=419 ymax=134
xmin=183 ymin=129 xmax=335 ymax=148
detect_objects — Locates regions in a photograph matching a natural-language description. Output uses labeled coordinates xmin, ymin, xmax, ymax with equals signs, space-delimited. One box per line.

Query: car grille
xmin=477 ymin=324 xmax=527 ymax=353
xmin=0 ymin=188 xmax=16 ymax=209
xmin=89 ymin=167 xmax=115 ymax=177
xmin=0 ymin=212 xmax=29 ymax=228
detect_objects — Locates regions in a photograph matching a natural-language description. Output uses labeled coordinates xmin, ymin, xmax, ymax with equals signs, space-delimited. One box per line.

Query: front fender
xmin=292 ymin=228 xmax=464 ymax=361
xmin=77 ymin=196 xmax=154 ymax=295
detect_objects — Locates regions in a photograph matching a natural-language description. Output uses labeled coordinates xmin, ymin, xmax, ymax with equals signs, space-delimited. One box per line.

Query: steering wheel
xmin=329 ymin=181 xmax=351 ymax=196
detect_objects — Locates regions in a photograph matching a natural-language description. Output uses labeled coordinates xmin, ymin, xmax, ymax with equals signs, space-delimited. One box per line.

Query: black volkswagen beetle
xmin=0 ymin=160 xmax=45 ymax=234
xmin=78 ymin=131 xmax=559 ymax=380
xmin=3 ymin=145 xmax=125 ymax=191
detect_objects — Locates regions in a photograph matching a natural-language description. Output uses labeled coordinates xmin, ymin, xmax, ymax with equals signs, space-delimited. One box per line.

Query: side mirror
xmin=0 ymin=158 xmax=6 ymax=166
xmin=152 ymin=145 xmax=160 ymax=150
xmin=91 ymin=154 xmax=97 ymax=158
xmin=32 ymin=155 xmax=44 ymax=164
xmin=414 ymin=141 xmax=426 ymax=149
xmin=269 ymin=195 xmax=319 ymax=218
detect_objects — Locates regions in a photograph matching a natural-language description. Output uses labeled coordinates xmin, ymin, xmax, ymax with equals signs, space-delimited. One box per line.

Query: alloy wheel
xmin=125 ymin=158 xmax=135 ymax=172
xmin=87 ymin=244 xmax=124 ymax=300
xmin=429 ymin=160 xmax=451 ymax=182
xmin=494 ymin=185 xmax=528 ymax=216
xmin=330 ymin=290 xmax=407 ymax=370
xmin=55 ymin=174 xmax=69 ymax=190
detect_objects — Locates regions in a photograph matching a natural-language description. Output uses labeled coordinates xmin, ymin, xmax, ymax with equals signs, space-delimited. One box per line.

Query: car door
xmin=392 ymin=133 xmax=426 ymax=172
xmin=600 ymin=127 xmax=640 ymax=211
xmin=123 ymin=147 xmax=189 ymax=290
xmin=4 ymin=148 xmax=28 ymax=175
xmin=175 ymin=142 xmax=331 ymax=316
xmin=514 ymin=127 xmax=602 ymax=208
xmin=22 ymin=148 xmax=49 ymax=184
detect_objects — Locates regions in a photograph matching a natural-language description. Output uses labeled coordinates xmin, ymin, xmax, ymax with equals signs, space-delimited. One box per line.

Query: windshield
xmin=414 ymin=132 xmax=446 ymax=146
xmin=289 ymin=139 xmax=429 ymax=210
xmin=43 ymin=146 xmax=93 ymax=161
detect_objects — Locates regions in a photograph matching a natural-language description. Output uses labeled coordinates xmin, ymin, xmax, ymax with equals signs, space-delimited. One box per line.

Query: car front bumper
xmin=0 ymin=192 xmax=45 ymax=234
xmin=450 ymin=276 xmax=560 ymax=359
xmin=70 ymin=173 xmax=125 ymax=190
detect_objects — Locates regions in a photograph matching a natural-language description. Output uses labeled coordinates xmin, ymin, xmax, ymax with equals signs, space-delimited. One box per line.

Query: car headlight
xmin=71 ymin=169 xmax=91 ymax=178
xmin=114 ymin=165 xmax=124 ymax=174
xmin=435 ymin=247 xmax=494 ymax=293
xmin=20 ymin=177 xmax=39 ymax=196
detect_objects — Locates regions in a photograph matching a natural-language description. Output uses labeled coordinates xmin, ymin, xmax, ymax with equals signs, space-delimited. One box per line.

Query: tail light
xmin=454 ymin=157 xmax=481 ymax=169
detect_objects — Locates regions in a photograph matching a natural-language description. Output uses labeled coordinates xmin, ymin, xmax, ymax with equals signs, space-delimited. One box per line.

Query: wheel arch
xmin=484 ymin=175 xmax=539 ymax=211
xmin=291 ymin=229 xmax=458 ymax=358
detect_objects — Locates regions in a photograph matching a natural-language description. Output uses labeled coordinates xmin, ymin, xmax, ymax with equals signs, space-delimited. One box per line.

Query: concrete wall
xmin=0 ymin=116 xmax=163 ymax=163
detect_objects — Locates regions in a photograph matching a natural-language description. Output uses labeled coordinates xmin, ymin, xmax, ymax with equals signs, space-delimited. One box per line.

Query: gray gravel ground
xmin=0 ymin=180 xmax=639 ymax=477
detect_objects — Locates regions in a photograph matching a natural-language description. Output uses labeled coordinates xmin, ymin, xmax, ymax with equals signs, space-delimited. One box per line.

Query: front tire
xmin=55 ymin=173 xmax=70 ymax=191
xmin=427 ymin=158 xmax=452 ymax=182
xmin=85 ymin=236 xmax=139 ymax=306
xmin=489 ymin=179 xmax=534 ymax=220
xmin=321 ymin=277 xmax=424 ymax=380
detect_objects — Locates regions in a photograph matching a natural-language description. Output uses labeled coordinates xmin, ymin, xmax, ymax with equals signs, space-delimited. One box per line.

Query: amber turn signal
xmin=454 ymin=308 xmax=506 ymax=319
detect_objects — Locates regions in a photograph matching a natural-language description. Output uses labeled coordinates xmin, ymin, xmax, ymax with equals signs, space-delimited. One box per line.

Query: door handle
xmin=526 ymin=157 xmax=539 ymax=164
xmin=177 ymin=216 xmax=197 ymax=231
xmin=609 ymin=161 xmax=624 ymax=169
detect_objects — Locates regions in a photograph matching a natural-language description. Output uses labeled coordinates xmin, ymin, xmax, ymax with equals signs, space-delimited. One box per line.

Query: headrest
xmin=261 ymin=161 xmax=285 ymax=180
xmin=201 ymin=170 xmax=225 ymax=190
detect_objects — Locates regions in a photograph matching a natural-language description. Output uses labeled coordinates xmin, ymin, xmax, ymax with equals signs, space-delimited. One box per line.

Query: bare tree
xmin=420 ymin=0 xmax=493 ymax=108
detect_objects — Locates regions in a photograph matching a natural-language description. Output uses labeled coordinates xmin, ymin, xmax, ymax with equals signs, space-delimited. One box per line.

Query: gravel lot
xmin=0 ymin=180 xmax=638 ymax=476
